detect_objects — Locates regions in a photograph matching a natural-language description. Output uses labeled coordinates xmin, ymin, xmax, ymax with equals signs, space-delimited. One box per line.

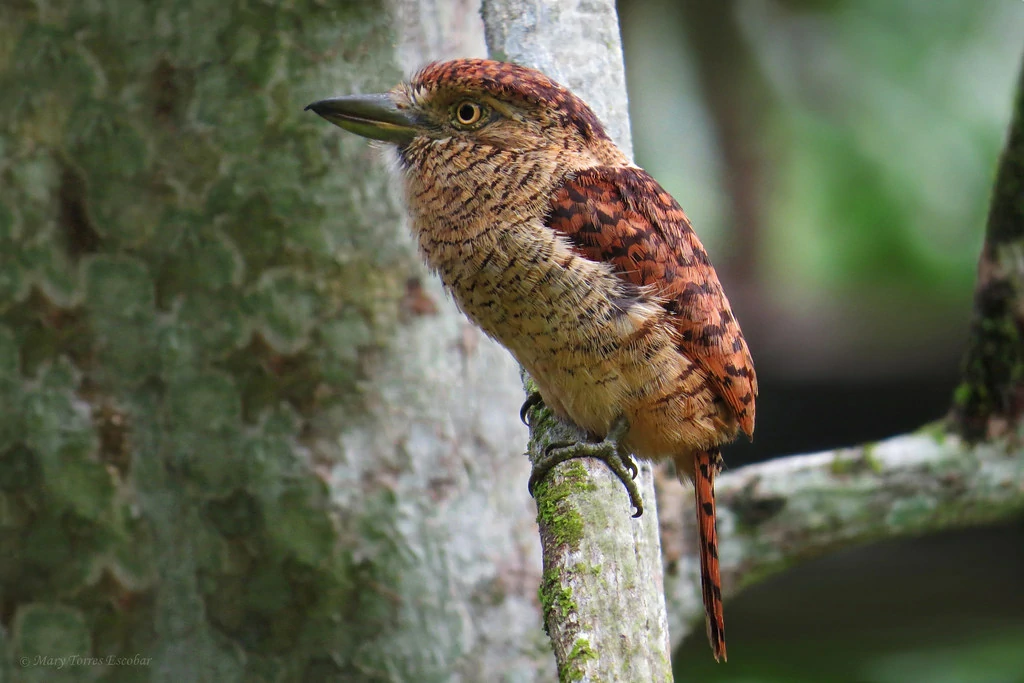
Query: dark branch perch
xmin=952 ymin=58 xmax=1024 ymax=442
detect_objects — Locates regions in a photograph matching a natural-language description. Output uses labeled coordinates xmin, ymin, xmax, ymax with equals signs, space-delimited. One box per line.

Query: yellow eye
xmin=453 ymin=100 xmax=484 ymax=126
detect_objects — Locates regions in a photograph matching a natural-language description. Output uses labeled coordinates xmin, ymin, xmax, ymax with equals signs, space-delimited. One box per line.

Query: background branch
xmin=662 ymin=430 xmax=1024 ymax=642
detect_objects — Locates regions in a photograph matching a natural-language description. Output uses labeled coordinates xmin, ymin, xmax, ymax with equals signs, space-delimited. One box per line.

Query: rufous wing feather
xmin=547 ymin=166 xmax=757 ymax=436
xmin=549 ymin=166 xmax=746 ymax=661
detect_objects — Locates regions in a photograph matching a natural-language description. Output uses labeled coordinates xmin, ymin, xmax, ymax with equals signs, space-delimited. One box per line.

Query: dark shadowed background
xmin=616 ymin=0 xmax=1024 ymax=680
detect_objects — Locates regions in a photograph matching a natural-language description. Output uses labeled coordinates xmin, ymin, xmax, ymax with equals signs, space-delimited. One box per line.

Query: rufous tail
xmin=695 ymin=448 xmax=727 ymax=662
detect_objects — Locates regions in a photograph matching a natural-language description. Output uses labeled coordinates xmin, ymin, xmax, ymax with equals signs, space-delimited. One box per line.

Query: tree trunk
xmin=0 ymin=2 xmax=551 ymax=681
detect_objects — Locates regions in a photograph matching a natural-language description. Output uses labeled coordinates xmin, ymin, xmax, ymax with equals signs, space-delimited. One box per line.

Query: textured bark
xmin=952 ymin=57 xmax=1024 ymax=441
xmin=482 ymin=2 xmax=674 ymax=681
xmin=0 ymin=2 xmax=551 ymax=681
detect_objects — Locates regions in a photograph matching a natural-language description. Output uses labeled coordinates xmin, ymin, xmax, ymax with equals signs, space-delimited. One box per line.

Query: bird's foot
xmin=520 ymin=391 xmax=544 ymax=426
xmin=528 ymin=416 xmax=644 ymax=517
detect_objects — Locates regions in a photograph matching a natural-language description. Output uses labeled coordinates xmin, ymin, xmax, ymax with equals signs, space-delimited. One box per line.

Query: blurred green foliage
xmin=757 ymin=1 xmax=1020 ymax=300
xmin=624 ymin=0 xmax=1023 ymax=306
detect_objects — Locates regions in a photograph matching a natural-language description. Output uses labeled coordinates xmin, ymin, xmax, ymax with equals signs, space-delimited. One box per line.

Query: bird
xmin=307 ymin=58 xmax=756 ymax=662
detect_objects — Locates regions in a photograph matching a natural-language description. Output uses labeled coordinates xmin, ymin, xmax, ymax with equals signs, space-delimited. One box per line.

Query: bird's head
xmin=306 ymin=59 xmax=617 ymax=164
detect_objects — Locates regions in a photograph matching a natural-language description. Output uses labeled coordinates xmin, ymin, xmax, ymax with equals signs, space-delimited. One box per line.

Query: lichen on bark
xmin=0 ymin=1 xmax=546 ymax=681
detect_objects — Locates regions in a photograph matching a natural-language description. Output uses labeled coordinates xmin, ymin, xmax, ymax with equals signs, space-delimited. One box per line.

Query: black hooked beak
xmin=305 ymin=93 xmax=418 ymax=145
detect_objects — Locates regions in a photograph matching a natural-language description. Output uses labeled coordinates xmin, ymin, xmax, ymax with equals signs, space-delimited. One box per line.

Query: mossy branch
xmin=662 ymin=428 xmax=1024 ymax=641
xmin=522 ymin=372 xmax=673 ymax=682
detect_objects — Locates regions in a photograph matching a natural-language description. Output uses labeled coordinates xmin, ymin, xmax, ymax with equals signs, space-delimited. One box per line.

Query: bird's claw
xmin=527 ymin=441 xmax=575 ymax=495
xmin=520 ymin=391 xmax=544 ymax=426
xmin=542 ymin=440 xmax=575 ymax=459
xmin=528 ymin=417 xmax=644 ymax=517
xmin=625 ymin=457 xmax=638 ymax=480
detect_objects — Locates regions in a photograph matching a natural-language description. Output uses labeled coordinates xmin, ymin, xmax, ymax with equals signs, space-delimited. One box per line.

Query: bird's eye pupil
xmin=456 ymin=102 xmax=481 ymax=125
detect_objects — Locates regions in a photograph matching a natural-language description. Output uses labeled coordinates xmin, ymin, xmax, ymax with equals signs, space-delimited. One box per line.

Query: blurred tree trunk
xmin=675 ymin=0 xmax=772 ymax=281
xmin=0 ymin=2 xmax=552 ymax=681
